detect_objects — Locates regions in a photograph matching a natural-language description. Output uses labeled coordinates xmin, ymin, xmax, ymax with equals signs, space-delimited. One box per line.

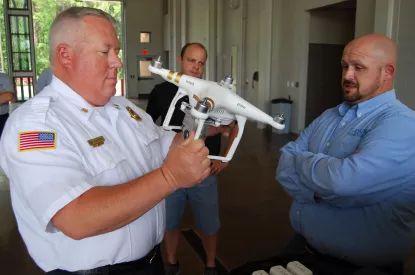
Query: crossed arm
xmin=276 ymin=114 xmax=415 ymax=206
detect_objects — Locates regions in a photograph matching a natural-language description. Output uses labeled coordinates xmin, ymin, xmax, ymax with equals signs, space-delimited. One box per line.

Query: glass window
xmin=140 ymin=32 xmax=151 ymax=43
xmin=8 ymin=0 xmax=29 ymax=10
xmin=139 ymin=60 xmax=152 ymax=77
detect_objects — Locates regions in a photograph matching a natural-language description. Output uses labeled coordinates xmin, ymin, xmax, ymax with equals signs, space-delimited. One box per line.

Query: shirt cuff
xmin=43 ymin=181 xmax=93 ymax=233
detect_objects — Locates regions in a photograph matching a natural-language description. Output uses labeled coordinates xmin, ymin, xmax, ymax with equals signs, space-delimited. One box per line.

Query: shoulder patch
xmin=18 ymin=131 xmax=56 ymax=152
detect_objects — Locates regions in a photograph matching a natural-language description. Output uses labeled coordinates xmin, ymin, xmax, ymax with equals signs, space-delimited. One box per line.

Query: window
xmin=140 ymin=32 xmax=151 ymax=43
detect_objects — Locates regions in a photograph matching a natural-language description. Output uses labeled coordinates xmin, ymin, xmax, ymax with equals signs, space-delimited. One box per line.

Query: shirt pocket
xmin=335 ymin=137 xmax=361 ymax=158
xmin=82 ymin=142 xmax=127 ymax=186
xmin=130 ymin=120 xmax=165 ymax=170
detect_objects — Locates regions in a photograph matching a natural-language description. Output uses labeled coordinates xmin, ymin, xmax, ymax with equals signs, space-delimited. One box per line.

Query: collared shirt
xmin=276 ymin=90 xmax=415 ymax=265
xmin=0 ymin=72 xmax=14 ymax=115
xmin=0 ymin=76 xmax=175 ymax=272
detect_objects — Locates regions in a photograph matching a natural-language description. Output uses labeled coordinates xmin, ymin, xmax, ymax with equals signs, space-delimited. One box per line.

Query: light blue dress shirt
xmin=276 ymin=90 xmax=415 ymax=266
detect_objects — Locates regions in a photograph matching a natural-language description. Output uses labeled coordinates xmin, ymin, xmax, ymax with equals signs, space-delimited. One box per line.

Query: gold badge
xmin=88 ymin=136 xmax=105 ymax=148
xmin=126 ymin=106 xmax=142 ymax=121
xmin=81 ymin=108 xmax=89 ymax=113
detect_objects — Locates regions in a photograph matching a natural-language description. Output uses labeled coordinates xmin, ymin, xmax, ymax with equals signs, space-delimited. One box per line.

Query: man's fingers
xmin=196 ymin=146 xmax=209 ymax=158
xmin=201 ymin=157 xmax=211 ymax=168
xmin=200 ymin=167 xmax=211 ymax=182
xmin=184 ymin=138 xmax=206 ymax=154
xmin=182 ymin=130 xmax=195 ymax=144
xmin=221 ymin=126 xmax=231 ymax=137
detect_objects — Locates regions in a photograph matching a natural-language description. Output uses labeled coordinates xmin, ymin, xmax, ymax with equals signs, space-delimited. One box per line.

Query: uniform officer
xmin=0 ymin=72 xmax=14 ymax=137
xmin=0 ymin=7 xmax=214 ymax=275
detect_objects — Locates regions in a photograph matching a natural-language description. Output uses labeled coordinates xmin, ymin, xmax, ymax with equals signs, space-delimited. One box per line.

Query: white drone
xmin=148 ymin=56 xmax=285 ymax=162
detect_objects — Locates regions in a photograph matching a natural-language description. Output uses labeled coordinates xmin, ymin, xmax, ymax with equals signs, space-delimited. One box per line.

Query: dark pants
xmin=47 ymin=245 xmax=165 ymax=275
xmin=229 ymin=234 xmax=403 ymax=275
xmin=0 ymin=113 xmax=8 ymax=138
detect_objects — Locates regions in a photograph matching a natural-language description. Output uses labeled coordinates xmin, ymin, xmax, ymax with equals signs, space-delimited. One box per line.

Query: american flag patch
xmin=18 ymin=131 xmax=56 ymax=152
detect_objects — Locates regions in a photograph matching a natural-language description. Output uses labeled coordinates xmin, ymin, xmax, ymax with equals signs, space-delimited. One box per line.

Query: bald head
xmin=341 ymin=34 xmax=397 ymax=105
xmin=344 ymin=33 xmax=396 ymax=66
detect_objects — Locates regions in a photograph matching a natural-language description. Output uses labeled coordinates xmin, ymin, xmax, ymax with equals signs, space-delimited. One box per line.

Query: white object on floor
xmin=252 ymin=271 xmax=269 ymax=275
xmin=269 ymin=265 xmax=294 ymax=275
xmin=286 ymin=261 xmax=313 ymax=275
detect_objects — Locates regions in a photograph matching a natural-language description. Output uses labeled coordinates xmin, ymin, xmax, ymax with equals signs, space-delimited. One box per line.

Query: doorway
xmin=305 ymin=0 xmax=356 ymax=127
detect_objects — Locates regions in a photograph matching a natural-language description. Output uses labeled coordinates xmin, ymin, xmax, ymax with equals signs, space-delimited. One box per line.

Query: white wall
xmin=393 ymin=0 xmax=415 ymax=110
xmin=124 ymin=0 xmax=164 ymax=98
xmin=270 ymin=0 xmax=284 ymax=102
xmin=310 ymin=10 xmax=356 ymax=45
xmin=217 ymin=0 xmax=276 ymax=123
xmin=270 ymin=0 xmax=294 ymax=103
xmin=355 ymin=0 xmax=376 ymax=37
xmin=187 ymin=0 xmax=209 ymax=45
xmin=159 ymin=0 xmax=396 ymax=133
xmin=186 ymin=0 xmax=210 ymax=78
xmin=256 ymin=0 xmax=273 ymax=120
xmin=221 ymin=0 xmax=245 ymax=96
xmin=244 ymin=0 xmax=260 ymax=106
xmin=271 ymin=0 xmax=348 ymax=133
xmin=374 ymin=0 xmax=394 ymax=37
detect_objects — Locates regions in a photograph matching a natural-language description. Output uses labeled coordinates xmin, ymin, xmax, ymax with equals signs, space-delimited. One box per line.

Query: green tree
xmin=32 ymin=0 xmax=123 ymax=78
xmin=0 ymin=1 xmax=9 ymax=73
xmin=1 ymin=0 xmax=123 ymax=77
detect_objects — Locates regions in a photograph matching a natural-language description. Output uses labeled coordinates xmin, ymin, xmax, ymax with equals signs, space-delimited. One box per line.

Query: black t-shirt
xmin=146 ymin=81 xmax=221 ymax=156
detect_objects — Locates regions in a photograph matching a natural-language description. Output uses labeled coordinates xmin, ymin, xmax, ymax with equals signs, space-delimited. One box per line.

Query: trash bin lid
xmin=271 ymin=98 xmax=293 ymax=104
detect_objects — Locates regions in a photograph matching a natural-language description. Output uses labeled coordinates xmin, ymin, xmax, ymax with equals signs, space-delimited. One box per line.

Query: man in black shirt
xmin=146 ymin=43 xmax=237 ymax=275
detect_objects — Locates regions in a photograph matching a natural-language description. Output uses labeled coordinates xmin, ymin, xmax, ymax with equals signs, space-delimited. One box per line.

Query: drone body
xmin=148 ymin=57 xmax=285 ymax=162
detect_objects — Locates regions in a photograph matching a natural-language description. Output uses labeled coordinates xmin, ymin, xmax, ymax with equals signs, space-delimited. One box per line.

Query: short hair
xmin=49 ymin=7 xmax=117 ymax=64
xmin=180 ymin=43 xmax=208 ymax=59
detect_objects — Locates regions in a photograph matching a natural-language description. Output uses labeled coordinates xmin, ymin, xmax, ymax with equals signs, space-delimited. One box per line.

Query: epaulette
xmin=30 ymin=96 xmax=51 ymax=124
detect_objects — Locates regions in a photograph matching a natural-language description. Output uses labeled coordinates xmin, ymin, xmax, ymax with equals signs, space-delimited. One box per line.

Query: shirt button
xmin=357 ymin=112 xmax=361 ymax=118
xmin=296 ymin=210 xmax=300 ymax=215
xmin=326 ymin=142 xmax=330 ymax=147
xmin=108 ymin=160 xmax=114 ymax=165
xmin=341 ymin=122 xmax=345 ymax=126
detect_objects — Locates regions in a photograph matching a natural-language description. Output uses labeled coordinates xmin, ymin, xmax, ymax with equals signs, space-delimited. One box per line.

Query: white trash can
xmin=271 ymin=98 xmax=292 ymax=134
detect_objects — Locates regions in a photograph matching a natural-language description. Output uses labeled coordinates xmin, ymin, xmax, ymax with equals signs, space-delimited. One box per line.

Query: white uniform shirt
xmin=0 ymin=76 xmax=175 ymax=272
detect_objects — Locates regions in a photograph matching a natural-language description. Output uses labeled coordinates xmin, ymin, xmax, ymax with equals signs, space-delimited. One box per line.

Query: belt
xmin=48 ymin=245 xmax=159 ymax=275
